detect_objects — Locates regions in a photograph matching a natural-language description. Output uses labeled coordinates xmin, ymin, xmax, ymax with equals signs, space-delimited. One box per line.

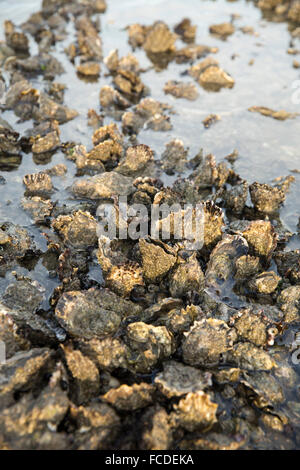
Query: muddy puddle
xmin=0 ymin=0 xmax=300 ymax=451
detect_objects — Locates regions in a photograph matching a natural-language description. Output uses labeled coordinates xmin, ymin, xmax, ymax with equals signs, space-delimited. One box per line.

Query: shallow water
xmin=0 ymin=0 xmax=300 ymax=449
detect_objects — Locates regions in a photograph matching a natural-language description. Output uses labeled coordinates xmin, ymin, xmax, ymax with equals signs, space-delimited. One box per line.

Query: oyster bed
xmin=0 ymin=0 xmax=300 ymax=451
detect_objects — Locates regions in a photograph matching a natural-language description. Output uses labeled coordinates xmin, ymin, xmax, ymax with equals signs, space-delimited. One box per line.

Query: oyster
xmin=164 ymin=80 xmax=198 ymax=100
xmin=0 ymin=348 xmax=54 ymax=408
xmin=174 ymin=18 xmax=197 ymax=43
xmin=143 ymin=22 xmax=177 ymax=54
xmin=249 ymin=182 xmax=286 ymax=214
xmin=140 ymin=405 xmax=172 ymax=450
xmin=227 ymin=342 xmax=276 ymax=371
xmin=52 ymin=211 xmax=98 ymax=249
xmin=55 ymin=288 xmax=142 ymax=340
xmin=248 ymin=106 xmax=298 ymax=120
xmin=70 ymin=402 xmax=120 ymax=451
xmin=101 ymin=383 xmax=154 ymax=410
xmin=78 ymin=337 xmax=129 ymax=372
xmin=61 ymin=343 xmax=100 ymax=404
xmin=71 ymin=172 xmax=134 ymax=200
xmin=116 ymin=144 xmax=154 ymax=177
xmin=77 ymin=61 xmax=101 ymax=77
xmin=126 ymin=322 xmax=175 ymax=373
xmin=160 ymin=139 xmax=188 ymax=175
xmin=182 ymin=318 xmax=235 ymax=367
xmin=209 ymin=22 xmax=235 ymax=38
xmin=23 ymin=172 xmax=53 ymax=198
xmin=277 ymin=285 xmax=300 ymax=323
xmin=171 ymin=391 xmax=218 ymax=432
xmin=199 ymin=65 xmax=235 ymax=91
xmin=139 ymin=239 xmax=177 ymax=283
xmin=113 ymin=69 xmax=145 ymax=103
xmin=154 ymin=360 xmax=212 ymax=398
xmin=169 ymin=253 xmax=205 ymax=298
